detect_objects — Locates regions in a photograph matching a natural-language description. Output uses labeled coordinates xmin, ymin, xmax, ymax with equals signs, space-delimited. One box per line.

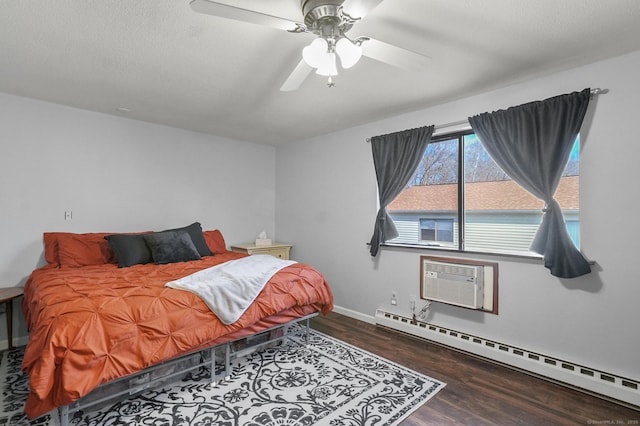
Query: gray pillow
xmin=105 ymin=233 xmax=153 ymax=268
xmin=143 ymin=230 xmax=202 ymax=264
xmin=161 ymin=222 xmax=212 ymax=257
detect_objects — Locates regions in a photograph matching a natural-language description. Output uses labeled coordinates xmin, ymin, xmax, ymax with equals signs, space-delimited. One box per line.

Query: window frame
xmin=383 ymin=129 xmax=579 ymax=260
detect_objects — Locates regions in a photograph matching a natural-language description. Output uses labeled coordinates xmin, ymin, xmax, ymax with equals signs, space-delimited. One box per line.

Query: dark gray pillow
xmin=162 ymin=222 xmax=212 ymax=257
xmin=105 ymin=234 xmax=153 ymax=268
xmin=143 ymin=230 xmax=202 ymax=264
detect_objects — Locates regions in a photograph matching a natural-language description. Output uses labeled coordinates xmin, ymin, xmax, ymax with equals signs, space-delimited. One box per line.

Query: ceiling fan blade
xmin=280 ymin=60 xmax=314 ymax=92
xmin=190 ymin=0 xmax=303 ymax=32
xmin=341 ymin=0 xmax=385 ymax=19
xmin=360 ymin=38 xmax=431 ymax=71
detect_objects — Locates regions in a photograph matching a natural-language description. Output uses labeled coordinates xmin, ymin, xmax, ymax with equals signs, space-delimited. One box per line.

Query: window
xmin=420 ymin=219 xmax=454 ymax=242
xmin=387 ymin=130 xmax=580 ymax=256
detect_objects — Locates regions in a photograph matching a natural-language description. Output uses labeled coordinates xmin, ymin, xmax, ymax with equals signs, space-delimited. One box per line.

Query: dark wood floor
xmin=310 ymin=312 xmax=639 ymax=425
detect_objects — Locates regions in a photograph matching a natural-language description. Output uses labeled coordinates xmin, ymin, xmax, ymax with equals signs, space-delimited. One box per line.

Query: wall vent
xmin=374 ymin=309 xmax=640 ymax=409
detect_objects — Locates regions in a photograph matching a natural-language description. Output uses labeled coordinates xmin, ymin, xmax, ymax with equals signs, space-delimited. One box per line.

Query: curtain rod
xmin=366 ymin=88 xmax=604 ymax=142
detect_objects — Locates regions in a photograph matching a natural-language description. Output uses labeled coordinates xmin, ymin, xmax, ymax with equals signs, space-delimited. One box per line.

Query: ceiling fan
xmin=190 ymin=0 xmax=431 ymax=91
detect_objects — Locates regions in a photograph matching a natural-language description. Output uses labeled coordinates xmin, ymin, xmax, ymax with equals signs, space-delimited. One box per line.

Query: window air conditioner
xmin=422 ymin=260 xmax=484 ymax=309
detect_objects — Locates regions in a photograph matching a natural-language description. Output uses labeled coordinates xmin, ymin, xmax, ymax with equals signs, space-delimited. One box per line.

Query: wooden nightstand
xmin=0 ymin=286 xmax=24 ymax=350
xmin=230 ymin=243 xmax=292 ymax=260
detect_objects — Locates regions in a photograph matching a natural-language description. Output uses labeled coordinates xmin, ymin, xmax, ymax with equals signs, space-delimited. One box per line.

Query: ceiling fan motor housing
xmin=301 ymin=0 xmax=353 ymax=38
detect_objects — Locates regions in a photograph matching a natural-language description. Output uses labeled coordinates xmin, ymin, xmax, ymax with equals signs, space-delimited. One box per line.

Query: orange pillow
xmin=203 ymin=230 xmax=227 ymax=254
xmin=43 ymin=232 xmax=63 ymax=266
xmin=46 ymin=232 xmax=116 ymax=268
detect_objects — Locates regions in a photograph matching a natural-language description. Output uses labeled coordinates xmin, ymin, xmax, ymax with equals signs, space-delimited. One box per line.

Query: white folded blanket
xmin=165 ymin=254 xmax=297 ymax=324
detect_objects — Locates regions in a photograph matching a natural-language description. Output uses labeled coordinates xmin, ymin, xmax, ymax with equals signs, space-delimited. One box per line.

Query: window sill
xmin=379 ymin=242 xmax=545 ymax=262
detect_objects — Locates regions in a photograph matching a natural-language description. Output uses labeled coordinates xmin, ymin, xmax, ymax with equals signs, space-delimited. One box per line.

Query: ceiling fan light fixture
xmin=335 ymin=37 xmax=362 ymax=69
xmin=302 ymin=38 xmax=329 ymax=69
xmin=315 ymin=51 xmax=338 ymax=76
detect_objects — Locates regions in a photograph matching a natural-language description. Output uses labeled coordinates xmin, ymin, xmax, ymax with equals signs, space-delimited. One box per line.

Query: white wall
xmin=276 ymin=50 xmax=640 ymax=381
xmin=0 ymin=93 xmax=276 ymax=343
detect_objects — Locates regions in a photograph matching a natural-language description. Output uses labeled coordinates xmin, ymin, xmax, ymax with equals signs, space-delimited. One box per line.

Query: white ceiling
xmin=2 ymin=0 xmax=640 ymax=145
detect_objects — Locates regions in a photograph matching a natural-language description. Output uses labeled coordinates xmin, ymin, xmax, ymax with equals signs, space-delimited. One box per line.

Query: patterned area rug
xmin=1 ymin=327 xmax=445 ymax=425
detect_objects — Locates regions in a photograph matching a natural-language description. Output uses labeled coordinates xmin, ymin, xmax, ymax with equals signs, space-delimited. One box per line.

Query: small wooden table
xmin=0 ymin=287 xmax=24 ymax=350
xmin=230 ymin=243 xmax=292 ymax=260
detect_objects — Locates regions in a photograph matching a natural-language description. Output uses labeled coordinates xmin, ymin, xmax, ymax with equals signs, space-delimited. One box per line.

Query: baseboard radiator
xmin=375 ymin=309 xmax=640 ymax=408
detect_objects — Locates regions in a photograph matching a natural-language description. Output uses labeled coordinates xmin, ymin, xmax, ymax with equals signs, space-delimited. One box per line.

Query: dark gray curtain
xmin=468 ymin=88 xmax=591 ymax=278
xmin=369 ymin=126 xmax=434 ymax=256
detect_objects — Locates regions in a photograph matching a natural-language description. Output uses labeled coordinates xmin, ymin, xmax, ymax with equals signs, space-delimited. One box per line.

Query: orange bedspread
xmin=22 ymin=252 xmax=333 ymax=418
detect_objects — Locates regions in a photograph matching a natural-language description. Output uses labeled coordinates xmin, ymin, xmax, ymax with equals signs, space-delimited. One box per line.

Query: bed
xmin=21 ymin=224 xmax=333 ymax=422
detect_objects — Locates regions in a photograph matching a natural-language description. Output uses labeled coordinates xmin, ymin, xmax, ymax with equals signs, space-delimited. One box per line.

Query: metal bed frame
xmin=57 ymin=313 xmax=317 ymax=426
